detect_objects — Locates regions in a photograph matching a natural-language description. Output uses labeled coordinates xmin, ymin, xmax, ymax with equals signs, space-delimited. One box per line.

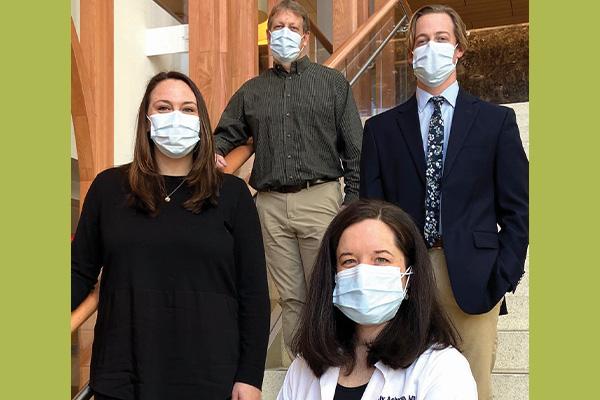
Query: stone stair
xmin=492 ymin=102 xmax=529 ymax=400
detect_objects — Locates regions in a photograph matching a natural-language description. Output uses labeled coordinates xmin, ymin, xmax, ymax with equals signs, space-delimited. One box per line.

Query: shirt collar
xmin=374 ymin=361 xmax=393 ymax=380
xmin=416 ymin=81 xmax=459 ymax=112
xmin=273 ymin=55 xmax=311 ymax=76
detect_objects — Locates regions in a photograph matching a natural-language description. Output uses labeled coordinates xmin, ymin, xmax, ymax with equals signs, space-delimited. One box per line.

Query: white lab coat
xmin=277 ymin=346 xmax=477 ymax=400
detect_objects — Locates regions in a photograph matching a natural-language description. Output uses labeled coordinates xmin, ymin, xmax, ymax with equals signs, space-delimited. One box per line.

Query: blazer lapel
xmin=396 ymin=95 xmax=426 ymax=185
xmin=443 ymin=89 xmax=479 ymax=180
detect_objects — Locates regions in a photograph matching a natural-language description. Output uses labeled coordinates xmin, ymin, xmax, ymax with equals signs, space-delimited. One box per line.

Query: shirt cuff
xmin=235 ymin=364 xmax=265 ymax=390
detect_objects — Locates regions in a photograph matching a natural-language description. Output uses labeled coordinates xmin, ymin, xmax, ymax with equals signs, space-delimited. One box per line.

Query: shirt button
xmin=287 ymin=155 xmax=292 ymax=159
xmin=287 ymin=134 xmax=291 ymax=138
xmin=286 ymin=112 xmax=290 ymax=116
xmin=287 ymin=93 xmax=291 ymax=97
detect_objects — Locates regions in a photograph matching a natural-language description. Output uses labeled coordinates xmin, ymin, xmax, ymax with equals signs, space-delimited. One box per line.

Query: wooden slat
xmin=189 ymin=0 xmax=258 ymax=128
xmin=77 ymin=1 xmax=114 ymax=389
xmin=80 ymin=0 xmax=114 ymax=174
xmin=333 ymin=0 xmax=369 ymax=49
xmin=70 ymin=18 xmax=96 ymax=194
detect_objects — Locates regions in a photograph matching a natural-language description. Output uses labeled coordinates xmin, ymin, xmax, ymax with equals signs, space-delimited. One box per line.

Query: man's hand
xmin=231 ymin=382 xmax=261 ymax=400
xmin=215 ymin=153 xmax=228 ymax=170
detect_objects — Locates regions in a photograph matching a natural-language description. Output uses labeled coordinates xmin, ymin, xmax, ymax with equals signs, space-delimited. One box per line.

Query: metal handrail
xmin=72 ymin=384 xmax=93 ymax=400
xmin=349 ymin=15 xmax=408 ymax=86
xmin=324 ymin=0 xmax=410 ymax=70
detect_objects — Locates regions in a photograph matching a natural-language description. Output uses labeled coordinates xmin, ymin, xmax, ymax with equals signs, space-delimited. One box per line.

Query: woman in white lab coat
xmin=277 ymin=200 xmax=477 ymax=400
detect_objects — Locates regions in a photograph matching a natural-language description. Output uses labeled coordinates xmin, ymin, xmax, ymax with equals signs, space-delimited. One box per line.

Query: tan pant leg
xmin=255 ymin=191 xmax=304 ymax=350
xmin=429 ymin=248 xmax=502 ymax=400
xmin=289 ymin=181 xmax=342 ymax=288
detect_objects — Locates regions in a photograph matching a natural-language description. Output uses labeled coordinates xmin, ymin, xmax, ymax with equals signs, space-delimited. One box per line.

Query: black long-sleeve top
xmin=71 ymin=167 xmax=270 ymax=399
xmin=214 ymin=56 xmax=363 ymax=204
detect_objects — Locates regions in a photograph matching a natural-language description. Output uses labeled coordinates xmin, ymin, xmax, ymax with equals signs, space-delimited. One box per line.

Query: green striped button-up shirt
xmin=214 ymin=56 xmax=363 ymax=203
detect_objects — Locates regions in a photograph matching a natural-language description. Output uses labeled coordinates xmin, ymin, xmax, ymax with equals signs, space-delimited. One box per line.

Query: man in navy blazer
xmin=359 ymin=5 xmax=528 ymax=400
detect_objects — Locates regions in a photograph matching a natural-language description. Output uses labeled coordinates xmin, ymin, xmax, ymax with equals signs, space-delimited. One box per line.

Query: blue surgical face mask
xmin=269 ymin=27 xmax=304 ymax=63
xmin=412 ymin=41 xmax=458 ymax=87
xmin=332 ymin=264 xmax=413 ymax=325
xmin=147 ymin=111 xmax=200 ymax=159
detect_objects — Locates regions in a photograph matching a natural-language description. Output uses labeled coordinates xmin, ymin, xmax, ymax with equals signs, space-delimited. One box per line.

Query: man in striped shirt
xmin=214 ymin=0 xmax=362 ymax=353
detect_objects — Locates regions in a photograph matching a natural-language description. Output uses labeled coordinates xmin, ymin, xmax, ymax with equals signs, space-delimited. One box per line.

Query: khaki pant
xmin=429 ymin=248 xmax=501 ymax=400
xmin=255 ymin=181 xmax=342 ymax=350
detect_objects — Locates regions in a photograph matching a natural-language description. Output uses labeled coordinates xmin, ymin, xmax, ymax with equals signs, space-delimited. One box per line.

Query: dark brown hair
xmin=125 ymin=71 xmax=222 ymax=216
xmin=407 ymin=4 xmax=468 ymax=52
xmin=292 ymin=200 xmax=459 ymax=377
xmin=267 ymin=0 xmax=310 ymax=33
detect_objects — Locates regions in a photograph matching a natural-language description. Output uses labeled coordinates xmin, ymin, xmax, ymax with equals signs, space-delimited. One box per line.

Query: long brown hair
xmin=125 ymin=71 xmax=222 ymax=216
xmin=292 ymin=200 xmax=459 ymax=377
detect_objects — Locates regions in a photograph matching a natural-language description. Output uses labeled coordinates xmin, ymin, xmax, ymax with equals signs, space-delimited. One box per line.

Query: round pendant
xmin=165 ymin=196 xmax=171 ymax=202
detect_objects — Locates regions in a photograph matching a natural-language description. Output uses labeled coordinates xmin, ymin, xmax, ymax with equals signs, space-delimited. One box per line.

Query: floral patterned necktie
xmin=424 ymin=96 xmax=445 ymax=247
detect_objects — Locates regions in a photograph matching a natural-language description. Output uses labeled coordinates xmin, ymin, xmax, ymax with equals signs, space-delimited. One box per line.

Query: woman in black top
xmin=71 ymin=71 xmax=270 ymax=400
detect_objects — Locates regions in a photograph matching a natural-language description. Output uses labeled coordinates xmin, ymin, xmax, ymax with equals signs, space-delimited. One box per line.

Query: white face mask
xmin=269 ymin=27 xmax=304 ymax=64
xmin=148 ymin=111 xmax=200 ymax=159
xmin=412 ymin=41 xmax=458 ymax=88
xmin=332 ymin=264 xmax=413 ymax=325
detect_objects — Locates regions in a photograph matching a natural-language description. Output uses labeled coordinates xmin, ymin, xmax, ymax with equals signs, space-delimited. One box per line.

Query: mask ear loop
xmin=402 ymin=266 xmax=414 ymax=298
xmin=146 ymin=115 xmax=153 ymax=134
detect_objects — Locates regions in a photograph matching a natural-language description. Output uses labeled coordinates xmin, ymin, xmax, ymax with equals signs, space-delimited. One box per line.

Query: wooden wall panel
xmin=71 ymin=19 xmax=96 ymax=204
xmin=80 ymin=0 xmax=114 ymax=173
xmin=228 ymin=0 xmax=259 ymax=94
xmin=189 ymin=0 xmax=258 ymax=127
xmin=332 ymin=0 xmax=369 ymax=49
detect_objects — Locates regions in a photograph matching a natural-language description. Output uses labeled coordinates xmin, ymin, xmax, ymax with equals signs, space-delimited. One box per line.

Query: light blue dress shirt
xmin=416 ymin=81 xmax=459 ymax=235
xmin=416 ymin=81 xmax=459 ymax=163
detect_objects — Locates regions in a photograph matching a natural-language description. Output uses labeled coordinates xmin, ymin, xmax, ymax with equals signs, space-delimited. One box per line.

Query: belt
xmin=267 ymin=179 xmax=335 ymax=194
xmin=431 ymin=237 xmax=444 ymax=249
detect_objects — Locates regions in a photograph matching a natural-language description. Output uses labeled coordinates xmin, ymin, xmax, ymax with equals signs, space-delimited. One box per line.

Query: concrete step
xmin=494 ymin=331 xmax=529 ymax=373
xmin=263 ymin=368 xmax=287 ymax=400
xmin=491 ymin=373 xmax=529 ymax=400
xmin=498 ymin=295 xmax=529 ymax=331
xmin=498 ymin=255 xmax=529 ymax=331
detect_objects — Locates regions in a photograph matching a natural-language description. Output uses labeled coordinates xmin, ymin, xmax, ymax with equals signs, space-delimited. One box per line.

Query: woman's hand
xmin=231 ymin=382 xmax=261 ymax=400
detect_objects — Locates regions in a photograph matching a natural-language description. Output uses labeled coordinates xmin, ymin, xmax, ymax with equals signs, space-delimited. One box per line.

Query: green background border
xmin=0 ymin=0 xmax=596 ymax=398
xmin=0 ymin=1 xmax=70 ymax=398
xmin=530 ymin=0 xmax=596 ymax=398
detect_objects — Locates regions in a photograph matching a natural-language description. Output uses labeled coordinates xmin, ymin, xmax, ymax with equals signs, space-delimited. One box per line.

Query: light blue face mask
xmin=412 ymin=41 xmax=458 ymax=87
xmin=147 ymin=111 xmax=200 ymax=159
xmin=332 ymin=264 xmax=413 ymax=325
xmin=269 ymin=27 xmax=304 ymax=63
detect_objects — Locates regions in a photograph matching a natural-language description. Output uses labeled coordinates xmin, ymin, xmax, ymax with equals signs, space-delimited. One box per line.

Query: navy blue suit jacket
xmin=359 ymin=89 xmax=528 ymax=314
